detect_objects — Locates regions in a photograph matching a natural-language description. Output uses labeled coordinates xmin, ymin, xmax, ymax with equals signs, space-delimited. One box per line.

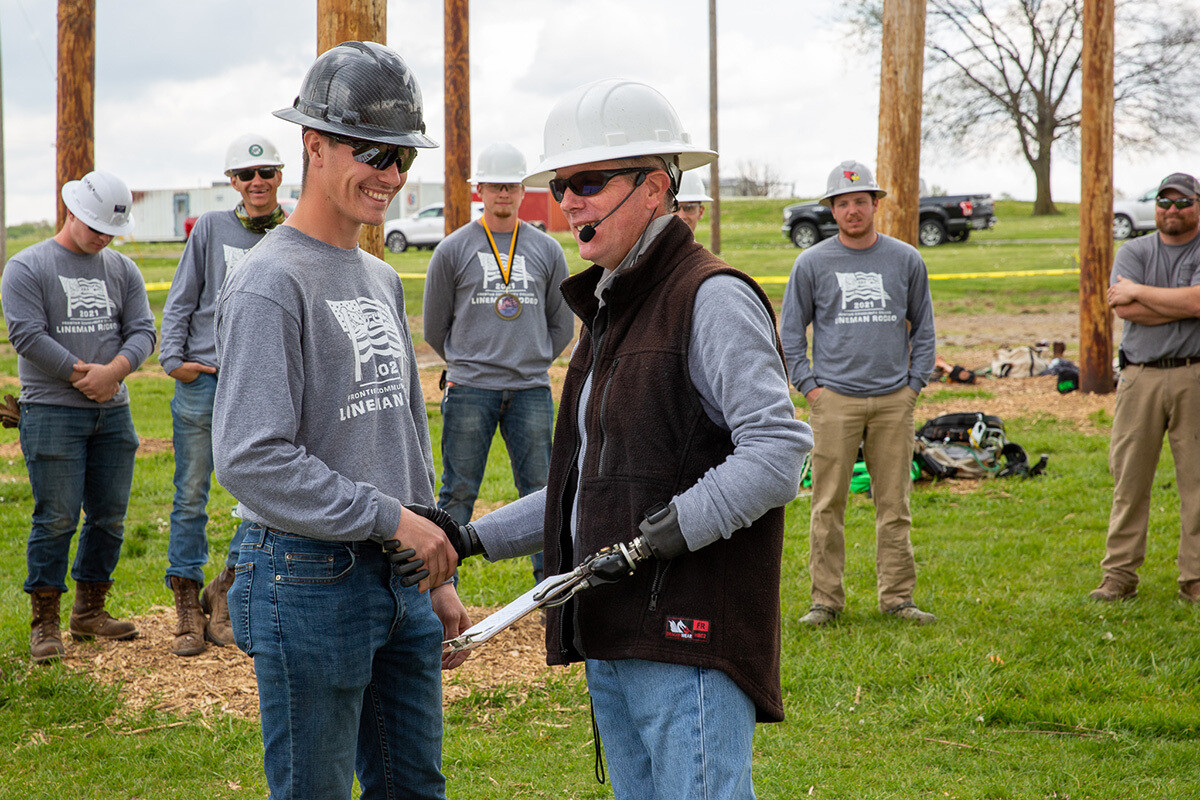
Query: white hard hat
xmin=819 ymin=160 xmax=886 ymax=206
xmin=675 ymin=169 xmax=713 ymax=203
xmin=524 ymin=78 xmax=716 ymax=189
xmin=473 ymin=142 xmax=527 ymax=184
xmin=224 ymin=133 xmax=285 ymax=175
xmin=61 ymin=170 xmax=134 ymax=236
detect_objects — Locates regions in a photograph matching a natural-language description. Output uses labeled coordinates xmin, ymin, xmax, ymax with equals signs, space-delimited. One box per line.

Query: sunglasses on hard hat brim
xmin=326 ymin=133 xmax=418 ymax=173
xmin=548 ymin=168 xmax=653 ymax=202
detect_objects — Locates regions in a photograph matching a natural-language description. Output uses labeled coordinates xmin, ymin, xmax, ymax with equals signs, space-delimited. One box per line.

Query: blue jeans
xmin=585 ymin=658 xmax=757 ymax=800
xmin=438 ymin=384 xmax=552 ymax=580
xmin=20 ymin=403 xmax=139 ymax=593
xmin=229 ymin=524 xmax=447 ymax=799
xmin=165 ymin=373 xmax=245 ymax=585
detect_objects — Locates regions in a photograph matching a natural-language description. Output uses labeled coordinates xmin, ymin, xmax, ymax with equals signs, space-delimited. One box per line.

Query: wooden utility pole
xmin=708 ymin=0 xmax=720 ymax=255
xmin=444 ymin=0 xmax=470 ymax=235
xmin=874 ymin=0 xmax=925 ymax=247
xmin=56 ymin=0 xmax=95 ymax=231
xmin=317 ymin=0 xmax=386 ymax=258
xmin=1079 ymin=0 xmax=1115 ymax=394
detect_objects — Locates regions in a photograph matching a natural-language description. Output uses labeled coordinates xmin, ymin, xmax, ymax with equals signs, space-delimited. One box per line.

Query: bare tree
xmin=850 ymin=0 xmax=1200 ymax=215
xmin=733 ymin=159 xmax=785 ymax=197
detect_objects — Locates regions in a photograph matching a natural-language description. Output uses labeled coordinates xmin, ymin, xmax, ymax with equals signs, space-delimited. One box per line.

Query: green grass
xmin=3 ymin=201 xmax=1187 ymax=798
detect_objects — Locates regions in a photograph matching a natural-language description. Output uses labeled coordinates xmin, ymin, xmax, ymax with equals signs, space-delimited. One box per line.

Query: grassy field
xmin=3 ymin=202 xmax=1192 ymax=799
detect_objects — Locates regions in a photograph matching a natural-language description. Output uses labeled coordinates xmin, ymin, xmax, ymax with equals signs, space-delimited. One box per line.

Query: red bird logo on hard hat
xmin=844 ymin=171 xmax=860 ymax=182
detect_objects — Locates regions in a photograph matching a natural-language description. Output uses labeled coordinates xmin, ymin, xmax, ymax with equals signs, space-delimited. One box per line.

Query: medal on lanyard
xmin=482 ymin=217 xmax=523 ymax=320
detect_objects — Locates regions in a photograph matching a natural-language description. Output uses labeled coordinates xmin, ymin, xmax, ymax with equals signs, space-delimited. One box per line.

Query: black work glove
xmin=638 ymin=502 xmax=688 ymax=560
xmin=381 ymin=539 xmax=428 ymax=588
xmin=401 ymin=503 xmax=485 ymax=565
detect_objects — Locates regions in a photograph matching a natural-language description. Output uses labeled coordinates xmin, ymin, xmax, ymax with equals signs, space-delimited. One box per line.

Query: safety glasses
xmin=232 ymin=168 xmax=278 ymax=182
xmin=1156 ymin=196 xmax=1196 ymax=210
xmin=327 ymin=134 xmax=417 ymax=173
xmin=548 ymin=168 xmax=650 ymax=202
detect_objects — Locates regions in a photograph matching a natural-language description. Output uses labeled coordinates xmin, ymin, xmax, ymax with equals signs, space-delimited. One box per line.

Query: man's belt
xmin=1128 ymin=355 xmax=1200 ymax=369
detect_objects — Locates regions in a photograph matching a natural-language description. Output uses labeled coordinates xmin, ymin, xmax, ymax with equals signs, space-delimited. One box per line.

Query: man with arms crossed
xmin=1091 ymin=171 xmax=1200 ymax=603
xmin=781 ymin=160 xmax=937 ymax=627
xmin=212 ymin=42 xmax=469 ymax=798
xmin=424 ymin=142 xmax=573 ymax=584
xmin=160 ymin=133 xmax=286 ymax=656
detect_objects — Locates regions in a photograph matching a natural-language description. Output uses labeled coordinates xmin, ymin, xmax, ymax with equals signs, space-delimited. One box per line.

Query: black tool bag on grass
xmin=914 ymin=412 xmax=1047 ymax=479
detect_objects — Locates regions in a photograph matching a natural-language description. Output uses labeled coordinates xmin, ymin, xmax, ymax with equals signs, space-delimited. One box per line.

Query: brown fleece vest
xmin=542 ymin=215 xmax=786 ymax=722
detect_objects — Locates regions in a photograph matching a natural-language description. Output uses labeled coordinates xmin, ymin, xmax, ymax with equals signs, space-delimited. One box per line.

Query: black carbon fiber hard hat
xmin=274 ymin=41 xmax=439 ymax=148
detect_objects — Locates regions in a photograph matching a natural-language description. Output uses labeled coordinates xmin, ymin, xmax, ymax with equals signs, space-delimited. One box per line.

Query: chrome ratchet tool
xmin=444 ymin=536 xmax=652 ymax=653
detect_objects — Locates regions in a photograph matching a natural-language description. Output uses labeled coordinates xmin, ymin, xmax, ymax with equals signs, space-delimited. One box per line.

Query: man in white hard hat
xmin=673 ymin=168 xmax=713 ymax=233
xmin=159 ymin=133 xmax=287 ymax=658
xmin=2 ymin=170 xmax=157 ymax=664
xmin=423 ymin=142 xmax=573 ymax=585
xmin=462 ymin=78 xmax=811 ymax=799
xmin=780 ymin=159 xmax=937 ymax=628
xmin=211 ymin=42 xmax=470 ymax=799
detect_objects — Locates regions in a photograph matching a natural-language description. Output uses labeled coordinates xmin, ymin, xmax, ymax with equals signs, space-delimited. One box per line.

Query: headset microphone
xmin=577 ymin=172 xmax=647 ymax=243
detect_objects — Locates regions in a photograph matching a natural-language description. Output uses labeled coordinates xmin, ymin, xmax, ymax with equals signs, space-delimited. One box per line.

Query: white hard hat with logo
xmin=819 ymin=160 xmax=887 ymax=207
xmin=61 ymin=170 xmax=134 ymax=236
xmin=473 ymin=142 xmax=527 ymax=184
xmin=224 ymin=133 xmax=285 ymax=175
xmin=524 ymin=78 xmax=716 ymax=192
xmin=675 ymin=169 xmax=713 ymax=203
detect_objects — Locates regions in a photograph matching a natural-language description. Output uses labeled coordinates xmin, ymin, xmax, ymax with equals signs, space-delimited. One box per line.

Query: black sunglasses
xmin=233 ymin=168 xmax=279 ymax=182
xmin=326 ymin=134 xmax=417 ymax=173
xmin=548 ymin=168 xmax=651 ymax=202
xmin=1156 ymin=196 xmax=1196 ymax=210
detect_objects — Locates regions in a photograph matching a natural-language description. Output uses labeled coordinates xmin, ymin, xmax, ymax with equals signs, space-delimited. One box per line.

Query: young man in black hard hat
xmin=159 ymin=133 xmax=287 ymax=658
xmin=211 ymin=42 xmax=470 ymax=799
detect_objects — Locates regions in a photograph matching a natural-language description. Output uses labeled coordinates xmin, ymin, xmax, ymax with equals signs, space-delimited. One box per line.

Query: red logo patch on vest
xmin=665 ymin=617 xmax=709 ymax=642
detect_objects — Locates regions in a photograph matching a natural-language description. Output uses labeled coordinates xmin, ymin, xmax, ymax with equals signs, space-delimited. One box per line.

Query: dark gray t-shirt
xmin=212 ymin=225 xmax=434 ymax=542
xmin=1 ymin=238 xmax=156 ymax=408
xmin=160 ymin=210 xmax=268 ymax=375
xmin=423 ymin=220 xmax=573 ymax=389
xmin=1111 ymin=232 xmax=1200 ymax=362
xmin=781 ymin=233 xmax=936 ymax=397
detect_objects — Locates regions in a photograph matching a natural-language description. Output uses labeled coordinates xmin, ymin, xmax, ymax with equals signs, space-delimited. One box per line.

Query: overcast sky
xmin=5 ymin=0 xmax=1200 ymax=225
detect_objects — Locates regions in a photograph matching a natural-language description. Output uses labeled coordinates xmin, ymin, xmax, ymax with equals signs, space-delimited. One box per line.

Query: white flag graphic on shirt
xmin=326 ymin=298 xmax=408 ymax=383
xmin=59 ymin=276 xmax=113 ymax=318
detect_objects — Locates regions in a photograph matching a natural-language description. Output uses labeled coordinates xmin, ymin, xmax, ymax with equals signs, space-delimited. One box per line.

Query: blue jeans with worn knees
xmin=20 ymin=403 xmax=139 ymax=594
xmin=585 ymin=658 xmax=757 ymax=800
xmin=228 ymin=525 xmax=447 ymax=799
xmin=437 ymin=384 xmax=552 ymax=580
xmin=165 ymin=373 xmax=244 ymax=586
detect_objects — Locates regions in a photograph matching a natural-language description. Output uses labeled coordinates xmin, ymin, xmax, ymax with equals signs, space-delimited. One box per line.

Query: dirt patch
xmin=912 ymin=374 xmax=1115 ymax=434
xmin=58 ymin=605 xmax=550 ymax=722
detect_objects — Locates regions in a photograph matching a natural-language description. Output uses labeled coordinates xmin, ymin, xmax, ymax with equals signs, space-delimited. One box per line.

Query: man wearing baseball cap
xmin=211 ymin=42 xmax=469 ymax=798
xmin=1091 ymin=171 xmax=1200 ymax=603
xmin=2 ymin=170 xmax=156 ymax=664
xmin=159 ymin=133 xmax=287 ymax=658
xmin=781 ymin=159 xmax=937 ymax=629
xmin=465 ymin=78 xmax=811 ymax=799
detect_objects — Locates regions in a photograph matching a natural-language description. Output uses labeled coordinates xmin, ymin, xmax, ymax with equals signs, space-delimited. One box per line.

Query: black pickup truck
xmin=781 ymin=192 xmax=997 ymax=248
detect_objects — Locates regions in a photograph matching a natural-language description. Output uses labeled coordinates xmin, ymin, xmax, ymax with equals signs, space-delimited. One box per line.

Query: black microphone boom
xmin=577 ymin=172 xmax=647 ymax=243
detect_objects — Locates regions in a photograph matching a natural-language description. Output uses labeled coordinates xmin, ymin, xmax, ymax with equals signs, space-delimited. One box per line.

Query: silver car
xmin=384 ymin=202 xmax=484 ymax=253
xmin=1112 ymin=188 xmax=1158 ymax=240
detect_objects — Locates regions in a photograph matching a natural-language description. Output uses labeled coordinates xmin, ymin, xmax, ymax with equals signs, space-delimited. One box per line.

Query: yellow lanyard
xmin=481 ymin=217 xmax=520 ymax=286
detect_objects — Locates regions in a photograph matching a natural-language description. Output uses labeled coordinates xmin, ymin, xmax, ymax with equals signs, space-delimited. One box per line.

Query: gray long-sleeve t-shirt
xmin=423 ymin=220 xmax=574 ymax=389
xmin=1 ymin=238 xmax=156 ymax=408
xmin=160 ymin=210 xmax=269 ymax=376
xmin=1110 ymin=231 xmax=1200 ymax=362
xmin=780 ymin=233 xmax=936 ymax=397
xmin=212 ymin=225 xmax=434 ymax=542
xmin=472 ymin=218 xmax=813 ymax=561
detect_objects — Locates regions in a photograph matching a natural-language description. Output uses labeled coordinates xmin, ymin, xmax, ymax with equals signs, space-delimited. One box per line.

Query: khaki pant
xmin=1102 ymin=362 xmax=1200 ymax=587
xmin=808 ymin=386 xmax=918 ymax=612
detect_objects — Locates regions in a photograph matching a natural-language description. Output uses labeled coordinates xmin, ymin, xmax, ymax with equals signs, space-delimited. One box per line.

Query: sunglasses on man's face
xmin=548 ymin=168 xmax=651 ymax=202
xmin=327 ymin=134 xmax=417 ymax=173
xmin=1156 ymin=196 xmax=1197 ymax=210
xmin=233 ymin=168 xmax=278 ymax=182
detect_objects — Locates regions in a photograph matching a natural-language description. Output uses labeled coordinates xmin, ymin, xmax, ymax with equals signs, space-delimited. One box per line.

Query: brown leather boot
xmin=30 ymin=588 xmax=65 ymax=664
xmin=199 ymin=566 xmax=235 ymax=647
xmin=69 ymin=581 xmax=139 ymax=641
xmin=170 ymin=576 xmax=208 ymax=657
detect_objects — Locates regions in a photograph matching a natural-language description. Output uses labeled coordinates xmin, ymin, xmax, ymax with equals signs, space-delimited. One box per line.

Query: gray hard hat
xmin=819 ymin=160 xmax=886 ymax=207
